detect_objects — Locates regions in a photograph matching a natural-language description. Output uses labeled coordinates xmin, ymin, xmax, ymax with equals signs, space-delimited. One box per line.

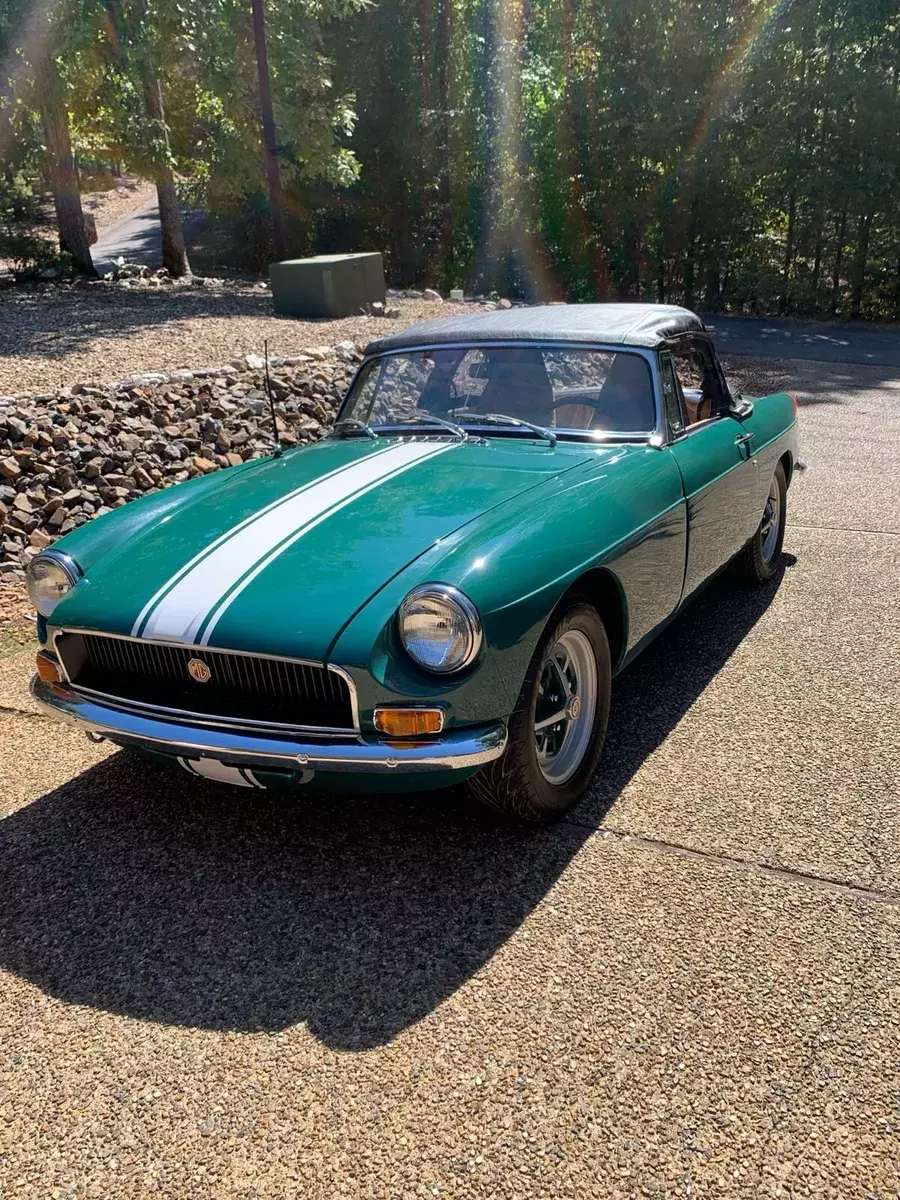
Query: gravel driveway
xmin=0 ymin=289 xmax=450 ymax=395
xmin=0 ymin=350 xmax=898 ymax=1196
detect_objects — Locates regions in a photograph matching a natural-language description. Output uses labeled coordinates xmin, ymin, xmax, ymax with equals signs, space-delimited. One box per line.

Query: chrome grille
xmin=54 ymin=631 xmax=355 ymax=731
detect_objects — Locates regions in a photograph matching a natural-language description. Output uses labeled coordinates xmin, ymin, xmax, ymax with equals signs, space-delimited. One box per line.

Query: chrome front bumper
xmin=31 ymin=678 xmax=507 ymax=774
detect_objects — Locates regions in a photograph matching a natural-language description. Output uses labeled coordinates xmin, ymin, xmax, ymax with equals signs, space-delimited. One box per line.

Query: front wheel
xmin=467 ymin=601 xmax=611 ymax=822
xmin=735 ymin=461 xmax=787 ymax=585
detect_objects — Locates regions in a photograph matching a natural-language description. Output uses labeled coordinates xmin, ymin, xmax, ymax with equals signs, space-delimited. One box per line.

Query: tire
xmin=467 ymin=600 xmax=611 ymax=823
xmin=735 ymin=461 xmax=787 ymax=585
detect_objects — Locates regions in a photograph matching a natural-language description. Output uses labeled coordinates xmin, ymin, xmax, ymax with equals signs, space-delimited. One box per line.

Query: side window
xmin=659 ymin=353 xmax=685 ymax=439
xmin=672 ymin=337 xmax=726 ymax=426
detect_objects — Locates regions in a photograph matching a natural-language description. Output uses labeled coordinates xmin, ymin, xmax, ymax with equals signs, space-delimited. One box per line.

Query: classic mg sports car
xmin=29 ymin=304 xmax=801 ymax=821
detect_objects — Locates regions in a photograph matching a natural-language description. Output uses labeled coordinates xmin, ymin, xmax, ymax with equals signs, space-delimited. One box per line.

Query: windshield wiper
xmin=329 ymin=418 xmax=377 ymax=440
xmin=468 ymin=412 xmax=557 ymax=447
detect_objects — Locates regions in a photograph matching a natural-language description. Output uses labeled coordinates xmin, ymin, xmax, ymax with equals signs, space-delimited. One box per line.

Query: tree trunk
xmin=830 ymin=209 xmax=846 ymax=316
xmin=251 ymin=0 xmax=287 ymax=262
xmin=779 ymin=191 xmax=796 ymax=315
xmin=37 ymin=52 xmax=95 ymax=276
xmin=811 ymin=227 xmax=823 ymax=311
xmin=141 ymin=63 xmax=190 ymax=277
xmin=436 ymin=0 xmax=452 ymax=286
xmin=683 ymin=199 xmax=697 ymax=311
xmin=849 ymin=210 xmax=873 ymax=320
xmin=704 ymin=261 xmax=721 ymax=311
xmin=475 ymin=0 xmax=498 ymax=288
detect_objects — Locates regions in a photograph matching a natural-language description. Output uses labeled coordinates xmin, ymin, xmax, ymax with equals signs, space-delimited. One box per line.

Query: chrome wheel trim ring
xmin=534 ymin=629 xmax=598 ymax=785
xmin=760 ymin=473 xmax=781 ymax=563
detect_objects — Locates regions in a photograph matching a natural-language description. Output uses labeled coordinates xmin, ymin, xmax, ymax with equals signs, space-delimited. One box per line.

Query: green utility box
xmin=269 ymin=253 xmax=385 ymax=319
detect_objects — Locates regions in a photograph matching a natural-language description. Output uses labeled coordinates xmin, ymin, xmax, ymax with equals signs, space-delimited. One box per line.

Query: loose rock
xmin=0 ymin=344 xmax=364 ymax=578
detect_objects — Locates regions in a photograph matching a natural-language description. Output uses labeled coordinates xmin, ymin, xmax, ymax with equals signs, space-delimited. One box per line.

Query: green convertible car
xmin=29 ymin=304 xmax=801 ymax=821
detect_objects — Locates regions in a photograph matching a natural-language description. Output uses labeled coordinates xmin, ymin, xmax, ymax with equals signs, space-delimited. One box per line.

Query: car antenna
xmin=263 ymin=339 xmax=283 ymax=458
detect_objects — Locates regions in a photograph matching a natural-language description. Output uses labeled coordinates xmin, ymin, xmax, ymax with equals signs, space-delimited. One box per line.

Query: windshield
xmin=339 ymin=346 xmax=657 ymax=438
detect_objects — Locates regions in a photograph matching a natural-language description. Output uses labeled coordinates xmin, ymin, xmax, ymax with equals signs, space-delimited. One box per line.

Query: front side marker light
xmin=35 ymin=652 xmax=62 ymax=684
xmin=374 ymin=707 xmax=445 ymax=737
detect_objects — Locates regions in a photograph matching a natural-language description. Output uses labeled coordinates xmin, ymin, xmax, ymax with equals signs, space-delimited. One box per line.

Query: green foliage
xmin=62 ymin=0 xmax=365 ymax=215
xmin=0 ymin=228 xmax=65 ymax=273
xmin=309 ymin=0 xmax=900 ymax=317
xmin=3 ymin=0 xmax=900 ymax=312
xmin=0 ymin=168 xmax=67 ymax=273
xmin=2 ymin=0 xmax=364 ymax=267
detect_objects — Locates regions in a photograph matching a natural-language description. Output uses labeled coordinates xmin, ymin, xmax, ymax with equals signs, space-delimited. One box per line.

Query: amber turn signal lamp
xmin=373 ymin=707 xmax=444 ymax=737
xmin=35 ymin=652 xmax=61 ymax=684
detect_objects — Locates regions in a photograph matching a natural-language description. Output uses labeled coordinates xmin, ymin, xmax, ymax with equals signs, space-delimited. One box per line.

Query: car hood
xmin=53 ymin=436 xmax=596 ymax=660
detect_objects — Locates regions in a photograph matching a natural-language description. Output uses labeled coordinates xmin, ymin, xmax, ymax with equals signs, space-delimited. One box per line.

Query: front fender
xmin=329 ymin=444 xmax=686 ymax=729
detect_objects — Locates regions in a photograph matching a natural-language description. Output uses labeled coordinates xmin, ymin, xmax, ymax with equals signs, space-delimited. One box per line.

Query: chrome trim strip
xmin=35 ymin=549 xmax=83 ymax=584
xmin=64 ymin=684 xmax=362 ymax=739
xmin=51 ymin=627 xmax=362 ymax=734
xmin=32 ymin=678 xmax=507 ymax=773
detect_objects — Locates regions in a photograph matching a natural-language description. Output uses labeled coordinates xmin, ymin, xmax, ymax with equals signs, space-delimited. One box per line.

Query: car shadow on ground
xmin=0 ymin=563 xmax=793 ymax=1050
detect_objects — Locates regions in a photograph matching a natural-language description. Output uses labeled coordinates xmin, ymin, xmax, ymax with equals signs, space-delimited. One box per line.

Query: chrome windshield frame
xmin=337 ymin=341 xmax=667 ymax=446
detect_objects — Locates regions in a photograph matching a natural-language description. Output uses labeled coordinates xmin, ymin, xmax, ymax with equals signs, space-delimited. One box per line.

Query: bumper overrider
xmin=30 ymin=677 xmax=508 ymax=775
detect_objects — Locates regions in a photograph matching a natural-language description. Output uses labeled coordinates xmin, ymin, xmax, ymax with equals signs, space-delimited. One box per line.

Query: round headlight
xmin=25 ymin=551 xmax=82 ymax=618
xmin=398 ymin=584 xmax=482 ymax=674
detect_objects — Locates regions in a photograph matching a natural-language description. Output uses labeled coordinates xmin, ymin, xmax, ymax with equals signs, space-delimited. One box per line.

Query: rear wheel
xmin=735 ymin=462 xmax=787 ymax=585
xmin=467 ymin=601 xmax=611 ymax=822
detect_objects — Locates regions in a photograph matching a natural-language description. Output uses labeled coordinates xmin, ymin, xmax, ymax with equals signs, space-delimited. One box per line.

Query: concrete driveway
xmin=0 ymin=341 xmax=898 ymax=1196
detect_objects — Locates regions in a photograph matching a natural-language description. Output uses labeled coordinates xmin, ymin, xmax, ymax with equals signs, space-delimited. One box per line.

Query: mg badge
xmin=187 ymin=657 xmax=211 ymax=684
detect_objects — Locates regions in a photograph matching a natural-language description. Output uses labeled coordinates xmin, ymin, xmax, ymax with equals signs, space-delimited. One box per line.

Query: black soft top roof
xmin=364 ymin=303 xmax=706 ymax=356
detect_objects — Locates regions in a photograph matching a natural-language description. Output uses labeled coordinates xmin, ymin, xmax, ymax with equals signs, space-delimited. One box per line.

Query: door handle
xmin=735 ymin=432 xmax=755 ymax=458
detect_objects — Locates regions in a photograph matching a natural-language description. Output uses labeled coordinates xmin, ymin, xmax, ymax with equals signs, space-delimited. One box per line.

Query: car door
xmin=661 ymin=337 xmax=759 ymax=599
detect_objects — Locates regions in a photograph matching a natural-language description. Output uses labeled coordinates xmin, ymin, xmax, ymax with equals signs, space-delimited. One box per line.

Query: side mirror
xmin=729 ymin=393 xmax=754 ymax=420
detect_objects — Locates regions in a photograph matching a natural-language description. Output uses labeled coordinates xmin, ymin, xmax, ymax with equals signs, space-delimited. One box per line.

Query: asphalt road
xmin=92 ymin=197 xmax=207 ymax=275
xmin=706 ymin=313 xmax=900 ymax=367
xmin=0 ymin=347 xmax=898 ymax=1196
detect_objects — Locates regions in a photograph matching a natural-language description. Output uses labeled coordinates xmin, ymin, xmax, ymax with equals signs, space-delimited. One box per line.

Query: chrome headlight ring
xmin=397 ymin=583 xmax=483 ymax=675
xmin=25 ymin=550 xmax=83 ymax=619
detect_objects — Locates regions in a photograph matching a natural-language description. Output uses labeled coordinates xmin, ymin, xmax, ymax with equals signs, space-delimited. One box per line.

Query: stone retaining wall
xmin=0 ymin=342 xmax=362 ymax=579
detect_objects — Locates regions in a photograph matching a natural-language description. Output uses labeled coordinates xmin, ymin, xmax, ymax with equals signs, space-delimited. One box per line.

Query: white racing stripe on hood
xmin=138 ymin=440 xmax=453 ymax=646
xmin=131 ymin=445 xmax=397 ymax=638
